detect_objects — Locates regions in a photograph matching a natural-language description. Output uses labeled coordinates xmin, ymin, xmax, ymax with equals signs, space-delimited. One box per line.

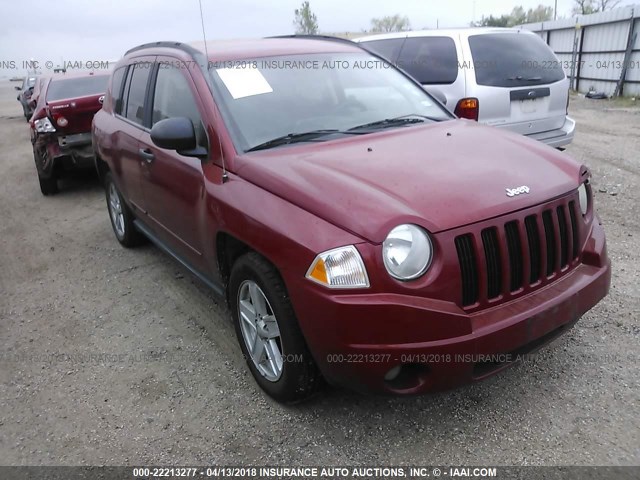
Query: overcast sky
xmin=0 ymin=0 xmax=636 ymax=74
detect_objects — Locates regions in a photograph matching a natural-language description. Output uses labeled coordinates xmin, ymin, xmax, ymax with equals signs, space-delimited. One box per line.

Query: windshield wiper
xmin=247 ymin=130 xmax=340 ymax=152
xmin=247 ymin=115 xmax=442 ymax=152
xmin=246 ymin=129 xmax=368 ymax=152
xmin=347 ymin=114 xmax=440 ymax=132
xmin=508 ymin=75 xmax=542 ymax=81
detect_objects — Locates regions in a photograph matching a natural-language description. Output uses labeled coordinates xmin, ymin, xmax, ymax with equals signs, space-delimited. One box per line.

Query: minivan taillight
xmin=454 ymin=98 xmax=479 ymax=121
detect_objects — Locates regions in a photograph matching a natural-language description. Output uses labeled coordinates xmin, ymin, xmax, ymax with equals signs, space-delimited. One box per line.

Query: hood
xmin=234 ymin=120 xmax=583 ymax=243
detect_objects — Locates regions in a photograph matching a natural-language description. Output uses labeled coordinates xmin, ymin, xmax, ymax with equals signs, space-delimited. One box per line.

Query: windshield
xmin=46 ymin=75 xmax=109 ymax=102
xmin=209 ymin=52 xmax=452 ymax=152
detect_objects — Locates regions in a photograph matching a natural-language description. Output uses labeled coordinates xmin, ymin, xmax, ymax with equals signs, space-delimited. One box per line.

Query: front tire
xmin=229 ymin=252 xmax=322 ymax=403
xmin=104 ymin=172 xmax=145 ymax=247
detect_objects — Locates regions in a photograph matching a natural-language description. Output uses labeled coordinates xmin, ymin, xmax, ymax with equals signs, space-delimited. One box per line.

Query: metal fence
xmin=519 ymin=4 xmax=640 ymax=96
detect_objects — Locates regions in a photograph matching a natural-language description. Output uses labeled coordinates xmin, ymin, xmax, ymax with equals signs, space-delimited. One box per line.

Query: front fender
xmin=205 ymin=171 xmax=364 ymax=284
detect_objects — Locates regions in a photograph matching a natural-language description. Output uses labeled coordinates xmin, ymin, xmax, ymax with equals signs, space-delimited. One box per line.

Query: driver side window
xmin=152 ymin=63 xmax=207 ymax=148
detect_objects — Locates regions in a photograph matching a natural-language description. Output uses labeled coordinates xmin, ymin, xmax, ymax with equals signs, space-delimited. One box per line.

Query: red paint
xmin=92 ymin=39 xmax=610 ymax=394
xmin=30 ymin=72 xmax=109 ymax=170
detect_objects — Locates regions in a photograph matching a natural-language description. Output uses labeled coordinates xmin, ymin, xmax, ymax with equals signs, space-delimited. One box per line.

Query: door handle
xmin=139 ymin=148 xmax=155 ymax=163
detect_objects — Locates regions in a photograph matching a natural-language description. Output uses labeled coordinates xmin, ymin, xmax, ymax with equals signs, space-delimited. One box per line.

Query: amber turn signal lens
xmin=305 ymin=246 xmax=370 ymax=289
xmin=308 ymin=257 xmax=328 ymax=284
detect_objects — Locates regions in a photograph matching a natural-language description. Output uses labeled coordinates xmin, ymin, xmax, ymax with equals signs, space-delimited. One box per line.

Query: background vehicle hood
xmin=234 ymin=120 xmax=582 ymax=243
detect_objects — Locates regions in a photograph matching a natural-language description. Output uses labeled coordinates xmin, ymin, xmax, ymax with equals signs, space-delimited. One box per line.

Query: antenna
xmin=198 ymin=0 xmax=210 ymax=60
xmin=198 ymin=0 xmax=228 ymax=183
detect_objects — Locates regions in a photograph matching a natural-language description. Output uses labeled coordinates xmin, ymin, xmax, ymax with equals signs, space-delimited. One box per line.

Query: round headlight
xmin=578 ymin=182 xmax=589 ymax=215
xmin=382 ymin=224 xmax=432 ymax=280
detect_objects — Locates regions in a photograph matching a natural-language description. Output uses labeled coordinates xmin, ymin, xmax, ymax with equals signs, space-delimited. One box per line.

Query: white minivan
xmin=356 ymin=28 xmax=575 ymax=148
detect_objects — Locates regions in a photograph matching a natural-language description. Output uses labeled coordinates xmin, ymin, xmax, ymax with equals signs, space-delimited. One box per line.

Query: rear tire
xmin=104 ymin=172 xmax=146 ymax=247
xmin=38 ymin=174 xmax=58 ymax=196
xmin=229 ymin=252 xmax=322 ymax=403
xmin=34 ymin=149 xmax=58 ymax=196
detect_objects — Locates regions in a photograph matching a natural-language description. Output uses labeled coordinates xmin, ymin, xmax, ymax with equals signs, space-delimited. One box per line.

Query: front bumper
xmin=286 ymin=221 xmax=610 ymax=395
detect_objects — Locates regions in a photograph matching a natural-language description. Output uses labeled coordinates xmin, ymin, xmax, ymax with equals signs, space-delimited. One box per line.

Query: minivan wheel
xmin=104 ymin=172 xmax=145 ymax=247
xmin=229 ymin=252 xmax=322 ymax=403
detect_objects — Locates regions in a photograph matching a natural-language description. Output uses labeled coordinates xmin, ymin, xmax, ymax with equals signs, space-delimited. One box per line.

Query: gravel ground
xmin=0 ymin=84 xmax=638 ymax=467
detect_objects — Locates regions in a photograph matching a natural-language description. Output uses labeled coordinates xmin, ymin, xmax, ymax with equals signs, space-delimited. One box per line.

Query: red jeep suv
xmin=92 ymin=38 xmax=610 ymax=403
xmin=31 ymin=72 xmax=109 ymax=195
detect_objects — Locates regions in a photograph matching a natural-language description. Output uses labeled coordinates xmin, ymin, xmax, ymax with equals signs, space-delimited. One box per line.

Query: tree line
xmin=292 ymin=1 xmax=626 ymax=35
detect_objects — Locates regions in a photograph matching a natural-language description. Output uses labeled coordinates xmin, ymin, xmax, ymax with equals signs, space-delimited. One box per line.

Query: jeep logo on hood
xmin=506 ymin=186 xmax=530 ymax=197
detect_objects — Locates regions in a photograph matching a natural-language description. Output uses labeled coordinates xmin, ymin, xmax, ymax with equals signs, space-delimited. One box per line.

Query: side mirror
xmin=15 ymin=86 xmax=21 ymax=91
xmin=150 ymin=117 xmax=207 ymax=158
xmin=426 ymin=88 xmax=447 ymax=106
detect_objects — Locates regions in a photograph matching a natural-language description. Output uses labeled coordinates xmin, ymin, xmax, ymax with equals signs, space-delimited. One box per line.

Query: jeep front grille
xmin=455 ymin=200 xmax=581 ymax=307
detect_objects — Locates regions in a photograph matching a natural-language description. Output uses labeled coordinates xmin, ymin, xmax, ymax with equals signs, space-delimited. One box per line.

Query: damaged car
xmin=30 ymin=72 xmax=109 ymax=195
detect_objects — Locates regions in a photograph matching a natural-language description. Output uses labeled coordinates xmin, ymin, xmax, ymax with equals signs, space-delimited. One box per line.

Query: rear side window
xmin=111 ymin=67 xmax=127 ymax=114
xmin=125 ymin=64 xmax=151 ymax=125
xmin=396 ymin=37 xmax=458 ymax=85
xmin=469 ymin=33 xmax=565 ymax=87
xmin=151 ymin=63 xmax=207 ymax=147
xmin=46 ymin=75 xmax=109 ymax=102
xmin=361 ymin=38 xmax=405 ymax=63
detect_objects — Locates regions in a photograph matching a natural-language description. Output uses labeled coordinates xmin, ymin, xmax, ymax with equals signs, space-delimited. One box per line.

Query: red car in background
xmin=30 ymin=73 xmax=109 ymax=195
xmin=92 ymin=38 xmax=610 ymax=403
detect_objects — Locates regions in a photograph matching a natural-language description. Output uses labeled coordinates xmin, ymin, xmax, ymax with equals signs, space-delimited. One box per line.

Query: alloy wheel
xmin=237 ymin=280 xmax=284 ymax=382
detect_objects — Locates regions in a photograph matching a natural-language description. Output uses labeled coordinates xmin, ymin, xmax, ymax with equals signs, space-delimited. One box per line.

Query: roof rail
xmin=124 ymin=41 xmax=202 ymax=57
xmin=266 ymin=34 xmax=358 ymax=46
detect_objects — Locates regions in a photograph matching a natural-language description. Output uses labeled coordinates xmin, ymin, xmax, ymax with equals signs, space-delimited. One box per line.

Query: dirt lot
xmin=0 ymin=83 xmax=638 ymax=467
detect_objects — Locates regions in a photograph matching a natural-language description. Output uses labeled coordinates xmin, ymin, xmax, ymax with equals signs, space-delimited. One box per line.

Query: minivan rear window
xmin=469 ymin=33 xmax=565 ymax=88
xmin=396 ymin=37 xmax=458 ymax=85
xmin=46 ymin=75 xmax=109 ymax=101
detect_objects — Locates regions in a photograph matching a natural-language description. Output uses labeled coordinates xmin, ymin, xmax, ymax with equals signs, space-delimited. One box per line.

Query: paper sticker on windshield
xmin=216 ymin=65 xmax=273 ymax=99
